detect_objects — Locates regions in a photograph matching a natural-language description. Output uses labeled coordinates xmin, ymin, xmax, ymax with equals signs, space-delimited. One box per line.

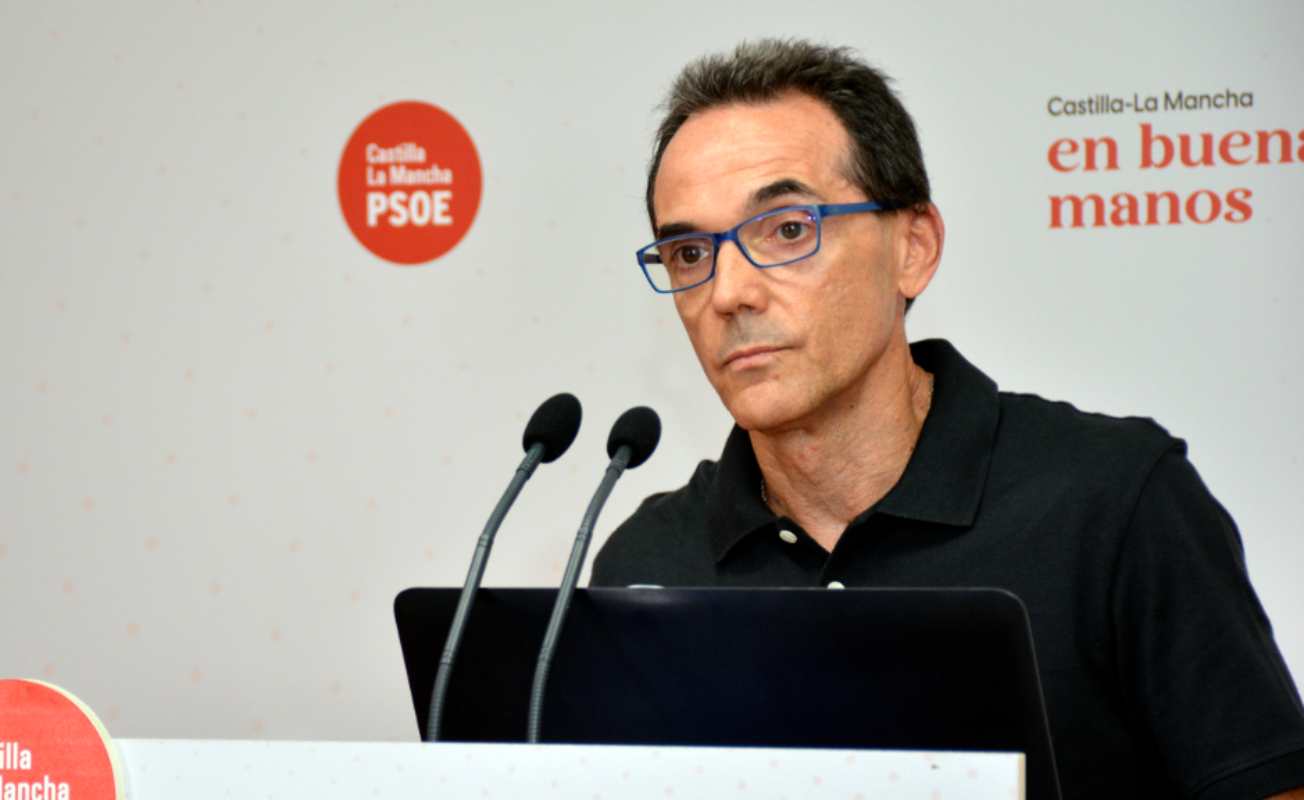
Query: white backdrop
xmin=3 ymin=0 xmax=1301 ymax=741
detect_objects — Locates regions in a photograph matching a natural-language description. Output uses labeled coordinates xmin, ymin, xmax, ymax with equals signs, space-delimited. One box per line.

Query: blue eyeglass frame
xmin=635 ymin=200 xmax=890 ymax=294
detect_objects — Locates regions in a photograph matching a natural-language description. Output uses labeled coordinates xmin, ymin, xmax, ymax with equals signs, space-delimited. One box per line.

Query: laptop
xmin=395 ymin=586 xmax=1060 ymax=799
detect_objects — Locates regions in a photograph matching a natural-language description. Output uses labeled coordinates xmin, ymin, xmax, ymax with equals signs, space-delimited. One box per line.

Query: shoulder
xmin=993 ymin=390 xmax=1186 ymax=489
xmin=999 ymin=390 xmax=1180 ymax=452
xmin=591 ymin=459 xmax=719 ymax=587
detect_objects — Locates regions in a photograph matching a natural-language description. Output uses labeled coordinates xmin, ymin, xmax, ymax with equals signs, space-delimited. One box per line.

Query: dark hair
xmin=645 ymin=39 xmax=931 ymax=227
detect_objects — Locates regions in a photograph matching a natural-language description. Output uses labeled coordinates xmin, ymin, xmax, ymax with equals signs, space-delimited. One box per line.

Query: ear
xmin=895 ymin=203 xmax=945 ymax=300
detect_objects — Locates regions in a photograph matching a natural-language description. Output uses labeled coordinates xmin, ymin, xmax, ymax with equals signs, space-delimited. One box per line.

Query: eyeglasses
xmin=635 ymin=201 xmax=889 ymax=294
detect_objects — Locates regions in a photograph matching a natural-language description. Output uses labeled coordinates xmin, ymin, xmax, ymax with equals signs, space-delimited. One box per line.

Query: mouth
xmin=722 ymin=345 xmax=787 ymax=370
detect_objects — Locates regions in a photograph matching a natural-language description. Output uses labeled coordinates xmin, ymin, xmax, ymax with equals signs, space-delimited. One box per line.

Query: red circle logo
xmin=0 ymin=680 xmax=122 ymax=800
xmin=337 ymin=101 xmax=483 ymax=266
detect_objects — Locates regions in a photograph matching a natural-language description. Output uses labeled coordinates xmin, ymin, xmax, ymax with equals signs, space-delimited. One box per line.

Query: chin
xmin=720 ymin=383 xmax=809 ymax=433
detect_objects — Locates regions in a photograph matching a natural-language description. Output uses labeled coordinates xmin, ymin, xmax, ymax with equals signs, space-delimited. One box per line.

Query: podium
xmin=114 ymin=739 xmax=1024 ymax=798
xmin=395 ymin=587 xmax=1060 ymax=799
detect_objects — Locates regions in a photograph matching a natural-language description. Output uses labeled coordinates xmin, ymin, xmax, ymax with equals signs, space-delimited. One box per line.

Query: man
xmin=591 ymin=40 xmax=1304 ymax=799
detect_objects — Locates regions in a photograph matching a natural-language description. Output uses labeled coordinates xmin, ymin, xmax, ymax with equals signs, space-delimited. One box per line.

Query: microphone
xmin=527 ymin=406 xmax=661 ymax=743
xmin=424 ymin=393 xmax=582 ymax=742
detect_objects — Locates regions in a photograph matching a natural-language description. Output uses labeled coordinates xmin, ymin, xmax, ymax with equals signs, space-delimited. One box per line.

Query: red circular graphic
xmin=0 ymin=679 xmax=122 ymax=800
xmin=338 ymin=101 xmax=483 ymax=266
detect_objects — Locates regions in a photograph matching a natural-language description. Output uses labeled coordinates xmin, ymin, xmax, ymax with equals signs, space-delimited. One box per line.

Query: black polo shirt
xmin=592 ymin=339 xmax=1304 ymax=800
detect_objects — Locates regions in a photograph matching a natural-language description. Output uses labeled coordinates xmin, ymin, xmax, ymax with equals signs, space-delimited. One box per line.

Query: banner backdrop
xmin=4 ymin=0 xmax=1302 ymax=740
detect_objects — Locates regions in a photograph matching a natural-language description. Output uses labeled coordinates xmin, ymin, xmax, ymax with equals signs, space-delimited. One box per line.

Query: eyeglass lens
xmin=643 ymin=207 xmax=820 ymax=291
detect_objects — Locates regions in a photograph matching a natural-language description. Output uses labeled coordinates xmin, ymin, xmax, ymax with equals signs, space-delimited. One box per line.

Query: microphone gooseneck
xmin=425 ymin=393 xmax=582 ymax=742
xmin=527 ymin=406 xmax=661 ymax=743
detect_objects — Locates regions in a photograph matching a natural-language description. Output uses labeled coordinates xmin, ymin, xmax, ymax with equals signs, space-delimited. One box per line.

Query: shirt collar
xmin=705 ymin=339 xmax=1001 ymax=563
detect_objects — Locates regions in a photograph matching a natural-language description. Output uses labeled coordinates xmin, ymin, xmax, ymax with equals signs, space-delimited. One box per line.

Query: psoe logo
xmin=337 ymin=101 xmax=483 ymax=266
xmin=0 ymin=679 xmax=123 ymax=800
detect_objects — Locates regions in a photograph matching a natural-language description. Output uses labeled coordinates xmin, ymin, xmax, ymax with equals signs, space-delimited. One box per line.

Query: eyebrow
xmin=655 ymin=178 xmax=822 ymax=240
xmin=750 ymin=178 xmax=820 ymax=207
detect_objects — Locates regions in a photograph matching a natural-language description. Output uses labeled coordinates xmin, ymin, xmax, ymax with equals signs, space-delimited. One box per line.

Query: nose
xmin=708 ymin=239 xmax=768 ymax=316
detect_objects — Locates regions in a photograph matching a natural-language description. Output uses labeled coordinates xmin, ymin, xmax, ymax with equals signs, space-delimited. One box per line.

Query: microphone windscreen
xmin=606 ymin=406 xmax=661 ymax=469
xmin=523 ymin=393 xmax=583 ymax=463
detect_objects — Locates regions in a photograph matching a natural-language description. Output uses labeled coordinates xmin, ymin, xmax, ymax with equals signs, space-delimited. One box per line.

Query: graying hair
xmin=645 ymin=39 xmax=931 ymax=228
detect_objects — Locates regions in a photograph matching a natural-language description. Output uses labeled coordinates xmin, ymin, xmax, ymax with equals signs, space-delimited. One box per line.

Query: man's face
xmin=651 ymin=92 xmax=914 ymax=433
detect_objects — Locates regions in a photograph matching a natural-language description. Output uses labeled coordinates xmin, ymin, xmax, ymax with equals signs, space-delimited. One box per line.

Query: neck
xmin=750 ymin=339 xmax=932 ymax=552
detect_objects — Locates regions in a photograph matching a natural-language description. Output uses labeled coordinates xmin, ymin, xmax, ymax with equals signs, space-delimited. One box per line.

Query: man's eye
xmin=778 ymin=221 xmax=809 ymax=240
xmin=673 ymin=244 xmax=707 ymax=266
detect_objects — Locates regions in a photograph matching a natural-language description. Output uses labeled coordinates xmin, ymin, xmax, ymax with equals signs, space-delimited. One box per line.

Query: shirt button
xmin=827 ymin=581 xmax=846 ymax=590
xmin=778 ymin=529 xmax=798 ymax=544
